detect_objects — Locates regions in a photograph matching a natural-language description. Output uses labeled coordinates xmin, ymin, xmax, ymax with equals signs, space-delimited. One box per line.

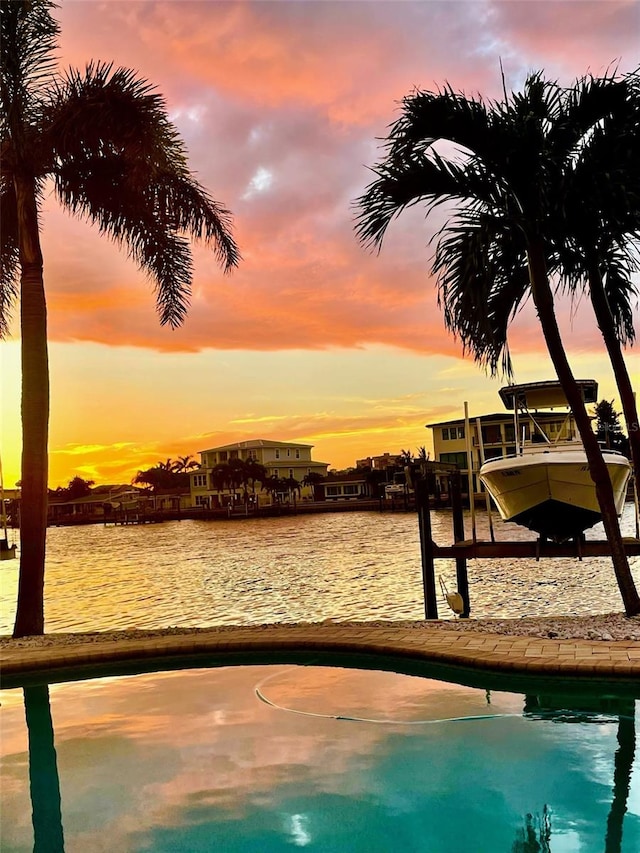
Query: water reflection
xmin=511 ymin=807 xmax=551 ymax=853
xmin=2 ymin=666 xmax=638 ymax=852
xmin=1 ymin=506 xmax=638 ymax=633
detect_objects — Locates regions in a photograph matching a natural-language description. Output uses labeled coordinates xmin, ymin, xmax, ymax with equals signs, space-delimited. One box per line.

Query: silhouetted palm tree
xmin=172 ymin=455 xmax=198 ymax=472
xmin=302 ymin=471 xmax=325 ymax=498
xmin=1 ymin=1 xmax=239 ymax=636
xmin=355 ymin=71 xmax=640 ymax=614
xmin=244 ymin=459 xmax=268 ymax=495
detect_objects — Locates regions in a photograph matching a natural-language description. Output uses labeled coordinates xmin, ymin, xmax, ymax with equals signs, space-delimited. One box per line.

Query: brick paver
xmin=2 ymin=623 xmax=640 ymax=686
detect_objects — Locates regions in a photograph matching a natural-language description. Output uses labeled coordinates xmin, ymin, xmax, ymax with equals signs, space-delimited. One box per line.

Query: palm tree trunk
xmin=13 ymin=175 xmax=49 ymax=638
xmin=527 ymin=238 xmax=640 ymax=615
xmin=588 ymin=266 xmax=640 ymax=490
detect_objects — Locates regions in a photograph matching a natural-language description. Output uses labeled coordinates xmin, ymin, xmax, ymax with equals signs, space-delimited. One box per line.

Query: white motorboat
xmin=479 ymin=380 xmax=632 ymax=543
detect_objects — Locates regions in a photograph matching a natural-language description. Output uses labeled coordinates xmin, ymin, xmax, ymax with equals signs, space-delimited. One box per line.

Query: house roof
xmin=49 ymin=485 xmax=144 ymax=506
xmin=426 ymin=411 xmax=572 ymax=428
xmin=324 ymin=472 xmax=366 ymax=484
xmin=199 ymin=439 xmax=313 ymax=453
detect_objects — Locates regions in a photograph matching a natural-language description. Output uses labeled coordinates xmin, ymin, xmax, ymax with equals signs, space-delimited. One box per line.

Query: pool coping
xmin=2 ymin=623 xmax=640 ymax=688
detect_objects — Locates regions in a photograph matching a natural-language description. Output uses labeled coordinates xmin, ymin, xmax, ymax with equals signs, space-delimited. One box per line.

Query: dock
xmin=414 ymin=462 xmax=640 ymax=621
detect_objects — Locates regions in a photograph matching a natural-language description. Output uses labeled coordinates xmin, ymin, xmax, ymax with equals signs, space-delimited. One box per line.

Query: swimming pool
xmin=1 ymin=664 xmax=638 ymax=852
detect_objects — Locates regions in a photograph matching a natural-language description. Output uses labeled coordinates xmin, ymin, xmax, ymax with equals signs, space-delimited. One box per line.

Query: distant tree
xmin=595 ymin=400 xmax=630 ymax=456
xmin=302 ymin=472 xmax=324 ymax=488
xmin=399 ymin=449 xmax=414 ymax=465
xmin=133 ymin=465 xmax=184 ymax=491
xmin=362 ymin=467 xmax=386 ymax=498
xmin=172 ymin=455 xmax=198 ymax=472
xmin=262 ymin=475 xmax=290 ymax=503
xmin=48 ymin=476 xmax=94 ymax=501
xmin=65 ymin=476 xmax=95 ymax=500
xmin=244 ymin=459 xmax=268 ymax=495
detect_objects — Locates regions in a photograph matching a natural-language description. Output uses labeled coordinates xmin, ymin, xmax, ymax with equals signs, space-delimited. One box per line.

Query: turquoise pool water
xmin=1 ymin=665 xmax=639 ymax=852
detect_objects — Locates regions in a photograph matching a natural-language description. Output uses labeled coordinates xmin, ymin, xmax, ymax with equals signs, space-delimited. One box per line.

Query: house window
xmin=326 ymin=485 xmax=341 ymax=496
xmin=296 ymin=449 xmax=300 ymax=459
xmin=440 ymin=452 xmax=468 ymax=468
xmin=248 ymin=450 xmax=257 ymax=460
xmin=483 ymin=447 xmax=503 ymax=460
xmin=481 ymin=424 xmax=502 ymax=444
xmin=457 ymin=427 xmax=465 ymax=440
xmin=288 ymin=469 xmax=294 ymax=479
xmin=442 ymin=428 xmax=450 ymax=440
xmin=230 ymin=450 xmax=238 ymax=459
xmin=275 ymin=449 xmax=280 ymax=459
xmin=273 ymin=469 xmax=279 ymax=478
xmin=220 ymin=451 xmax=228 ymax=461
xmin=193 ymin=474 xmax=207 ymax=488
xmin=343 ymin=484 xmax=358 ymax=495
xmin=195 ymin=495 xmax=209 ymax=507
xmin=287 ymin=448 xmax=291 ymax=457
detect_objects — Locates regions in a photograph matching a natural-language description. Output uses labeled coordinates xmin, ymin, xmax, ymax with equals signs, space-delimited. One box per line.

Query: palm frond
xmin=0 ymin=177 xmax=19 ymax=338
xmin=602 ymin=254 xmax=639 ymax=346
xmin=433 ymin=205 xmax=529 ymax=376
xmin=45 ymin=62 xmax=186 ymax=171
xmin=354 ymin=149 xmax=503 ymax=250
xmin=0 ymin=0 xmax=59 ymax=121
xmin=44 ymin=63 xmax=239 ymax=272
xmin=54 ymin=154 xmax=196 ymax=327
xmin=388 ymin=85 xmax=497 ymax=163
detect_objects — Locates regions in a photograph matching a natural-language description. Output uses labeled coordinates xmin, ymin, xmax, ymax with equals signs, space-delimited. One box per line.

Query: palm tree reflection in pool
xmin=24 ymin=685 xmax=64 ymax=853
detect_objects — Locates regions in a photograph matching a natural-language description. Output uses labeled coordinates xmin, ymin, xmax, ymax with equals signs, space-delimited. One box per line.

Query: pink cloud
xmin=24 ymin=0 xmax=632 ymax=366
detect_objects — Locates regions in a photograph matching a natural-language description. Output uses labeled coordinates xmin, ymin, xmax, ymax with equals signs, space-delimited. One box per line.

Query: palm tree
xmin=1 ymin=1 xmax=240 ymax=637
xmin=172 ymin=455 xmax=198 ymax=473
xmin=355 ymin=71 xmax=640 ymax=614
xmin=244 ymin=459 xmax=268 ymax=495
xmin=549 ymin=74 xmax=640 ymax=488
xmin=302 ymin=471 xmax=325 ymax=499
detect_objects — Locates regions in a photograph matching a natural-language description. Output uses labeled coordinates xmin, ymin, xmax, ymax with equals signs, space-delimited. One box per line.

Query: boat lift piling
xmin=415 ymin=462 xmax=471 ymax=620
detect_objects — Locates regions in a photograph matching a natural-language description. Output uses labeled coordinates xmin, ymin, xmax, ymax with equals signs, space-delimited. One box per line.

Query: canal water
xmin=1 ymin=506 xmax=638 ymax=634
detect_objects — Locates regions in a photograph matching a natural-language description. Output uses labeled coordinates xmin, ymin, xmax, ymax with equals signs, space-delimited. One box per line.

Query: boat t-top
xmin=479 ymin=380 xmax=632 ymax=543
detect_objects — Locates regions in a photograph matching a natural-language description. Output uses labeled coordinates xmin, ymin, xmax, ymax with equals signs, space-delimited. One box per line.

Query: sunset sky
xmin=1 ymin=0 xmax=639 ymax=488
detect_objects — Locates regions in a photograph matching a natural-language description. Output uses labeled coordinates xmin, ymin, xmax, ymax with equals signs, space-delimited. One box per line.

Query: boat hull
xmin=479 ymin=450 xmax=632 ymax=542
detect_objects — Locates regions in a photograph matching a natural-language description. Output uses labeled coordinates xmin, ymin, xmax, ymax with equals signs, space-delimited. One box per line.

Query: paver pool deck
xmin=2 ymin=622 xmax=640 ymax=686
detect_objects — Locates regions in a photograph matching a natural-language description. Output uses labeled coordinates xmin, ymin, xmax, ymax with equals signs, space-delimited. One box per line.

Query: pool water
xmin=1 ymin=665 xmax=639 ymax=852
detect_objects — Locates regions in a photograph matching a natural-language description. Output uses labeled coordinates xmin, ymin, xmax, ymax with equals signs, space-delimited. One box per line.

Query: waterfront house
xmin=321 ymin=471 xmax=370 ymax=501
xmin=190 ymin=439 xmax=330 ymax=509
xmin=47 ymin=485 xmax=148 ymax=524
xmin=427 ymin=410 xmax=577 ymax=493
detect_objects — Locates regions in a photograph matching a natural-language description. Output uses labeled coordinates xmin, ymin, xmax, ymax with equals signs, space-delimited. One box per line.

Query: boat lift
xmin=412 ymin=460 xmax=640 ymax=621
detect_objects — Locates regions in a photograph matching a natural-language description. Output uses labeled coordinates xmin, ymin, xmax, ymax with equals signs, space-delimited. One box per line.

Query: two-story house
xmin=190 ymin=439 xmax=330 ymax=508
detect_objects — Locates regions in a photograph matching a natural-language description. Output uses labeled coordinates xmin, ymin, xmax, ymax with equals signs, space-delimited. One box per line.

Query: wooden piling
xmin=415 ymin=477 xmax=438 ymax=619
xmin=450 ymin=469 xmax=471 ymax=618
